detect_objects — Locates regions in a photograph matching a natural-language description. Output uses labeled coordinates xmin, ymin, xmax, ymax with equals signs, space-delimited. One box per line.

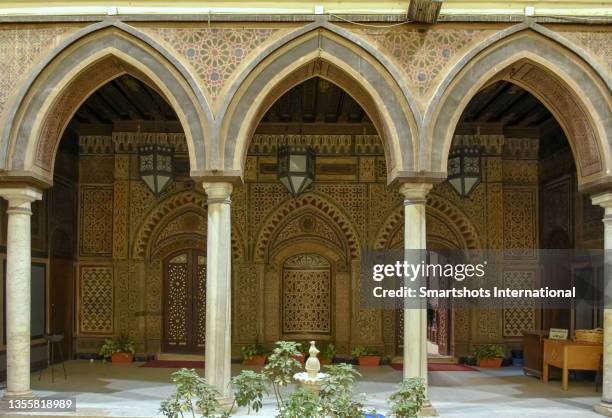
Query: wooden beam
xmin=112 ymin=78 xmax=146 ymax=119
xmin=407 ymin=0 xmax=443 ymax=23
xmin=256 ymin=121 xmax=377 ymax=135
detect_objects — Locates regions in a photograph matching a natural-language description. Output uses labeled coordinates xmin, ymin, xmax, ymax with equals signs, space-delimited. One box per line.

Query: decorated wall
xmin=71 ymin=131 xmax=541 ymax=358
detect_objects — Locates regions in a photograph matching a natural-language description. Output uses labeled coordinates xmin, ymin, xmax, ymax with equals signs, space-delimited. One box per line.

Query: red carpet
xmin=390 ymin=363 xmax=476 ymax=372
xmin=140 ymin=360 xmax=204 ymax=369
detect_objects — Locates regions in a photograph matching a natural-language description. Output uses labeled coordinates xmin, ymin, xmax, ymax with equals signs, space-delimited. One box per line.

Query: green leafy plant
xmin=319 ymin=363 xmax=365 ymax=417
xmin=278 ymin=388 xmax=323 ymax=418
xmin=277 ymin=364 xmax=368 ymax=418
xmin=98 ymin=334 xmax=135 ymax=361
xmin=321 ymin=343 xmax=336 ymax=360
xmin=473 ymin=343 xmax=505 ymax=359
xmin=115 ymin=334 xmax=136 ymax=354
xmin=351 ymin=345 xmax=379 ymax=358
xmin=388 ymin=377 xmax=426 ymax=418
xmin=159 ymin=368 xmax=229 ymax=418
xmin=230 ymin=370 xmax=268 ymax=414
xmin=241 ymin=343 xmax=265 ymax=360
xmin=263 ymin=341 xmax=301 ymax=408
xmin=98 ymin=339 xmax=116 ymax=361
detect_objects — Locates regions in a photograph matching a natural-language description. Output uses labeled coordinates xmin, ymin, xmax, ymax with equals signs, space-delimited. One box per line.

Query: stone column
xmin=400 ymin=183 xmax=436 ymax=416
xmin=0 ymin=186 xmax=42 ymax=398
xmin=203 ymin=182 xmax=233 ymax=405
xmin=592 ymin=192 xmax=612 ymax=416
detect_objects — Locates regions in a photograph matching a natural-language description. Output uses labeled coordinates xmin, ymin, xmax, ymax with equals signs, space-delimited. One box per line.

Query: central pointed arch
xmin=220 ymin=29 xmax=418 ymax=184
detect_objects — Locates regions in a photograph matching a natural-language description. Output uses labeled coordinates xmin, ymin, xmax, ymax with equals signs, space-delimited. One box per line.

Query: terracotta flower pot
xmin=243 ymin=355 xmax=267 ymax=366
xmin=357 ymin=356 xmax=381 ymax=366
xmin=293 ymin=354 xmax=305 ymax=364
xmin=320 ymin=357 xmax=333 ymax=365
xmin=478 ymin=357 xmax=503 ymax=368
xmin=111 ymin=352 xmax=134 ymax=363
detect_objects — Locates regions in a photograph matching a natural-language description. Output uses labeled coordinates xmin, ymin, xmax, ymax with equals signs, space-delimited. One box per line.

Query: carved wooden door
xmin=163 ymin=250 xmax=206 ymax=354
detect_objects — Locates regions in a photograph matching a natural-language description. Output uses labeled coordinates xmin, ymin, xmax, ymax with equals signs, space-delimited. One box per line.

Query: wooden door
xmin=163 ymin=250 xmax=206 ymax=354
xmin=49 ymin=229 xmax=75 ymax=363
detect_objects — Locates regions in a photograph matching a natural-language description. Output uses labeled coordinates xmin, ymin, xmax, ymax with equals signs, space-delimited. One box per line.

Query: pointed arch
xmin=2 ymin=23 xmax=213 ymax=185
xmin=253 ymin=192 xmax=361 ymax=263
xmin=220 ymin=27 xmax=419 ymax=183
xmin=374 ymin=193 xmax=482 ymax=251
xmin=132 ymin=190 xmax=244 ymax=261
xmin=425 ymin=29 xmax=612 ymax=191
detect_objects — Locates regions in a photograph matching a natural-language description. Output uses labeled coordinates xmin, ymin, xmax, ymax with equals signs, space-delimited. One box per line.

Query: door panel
xmin=163 ymin=250 xmax=206 ymax=354
xmin=194 ymin=255 xmax=206 ymax=349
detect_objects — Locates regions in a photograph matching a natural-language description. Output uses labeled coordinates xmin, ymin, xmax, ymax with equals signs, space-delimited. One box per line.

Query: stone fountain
xmin=293 ymin=341 xmax=328 ymax=393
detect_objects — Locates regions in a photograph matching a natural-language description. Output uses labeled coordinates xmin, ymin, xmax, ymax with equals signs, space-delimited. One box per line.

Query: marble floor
xmin=0 ymin=360 xmax=603 ymax=417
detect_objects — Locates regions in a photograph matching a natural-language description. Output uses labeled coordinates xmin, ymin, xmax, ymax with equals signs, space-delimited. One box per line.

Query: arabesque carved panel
xmin=282 ymin=254 xmax=331 ymax=336
xmin=79 ymin=186 xmax=113 ymax=256
xmin=79 ymin=266 xmax=113 ymax=334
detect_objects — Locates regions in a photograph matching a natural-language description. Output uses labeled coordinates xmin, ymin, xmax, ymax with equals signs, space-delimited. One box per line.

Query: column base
xmin=217 ymin=395 xmax=234 ymax=410
xmin=2 ymin=390 xmax=34 ymax=400
xmin=420 ymin=399 xmax=438 ymax=416
xmin=594 ymin=401 xmax=612 ymax=416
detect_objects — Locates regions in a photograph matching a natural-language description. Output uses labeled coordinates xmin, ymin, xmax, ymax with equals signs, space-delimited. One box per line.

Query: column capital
xmin=0 ymin=186 xmax=42 ymax=208
xmin=202 ymin=182 xmax=232 ymax=202
xmin=592 ymin=192 xmax=612 ymax=210
xmin=399 ymin=182 xmax=433 ymax=204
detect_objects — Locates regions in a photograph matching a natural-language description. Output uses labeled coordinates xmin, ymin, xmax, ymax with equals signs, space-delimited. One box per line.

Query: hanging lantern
xmin=447 ymin=145 xmax=482 ymax=197
xmin=277 ymin=145 xmax=316 ymax=197
xmin=138 ymin=144 xmax=174 ymax=197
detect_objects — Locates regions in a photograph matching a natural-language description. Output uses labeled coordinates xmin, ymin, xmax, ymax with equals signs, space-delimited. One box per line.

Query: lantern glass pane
xmin=464 ymin=177 xmax=478 ymax=194
xmin=448 ymin=156 xmax=460 ymax=176
xmin=279 ymin=176 xmax=292 ymax=194
xmin=449 ymin=178 xmax=463 ymax=196
xmin=302 ymin=177 xmax=313 ymax=190
xmin=158 ymin=175 xmax=171 ymax=191
xmin=142 ymin=175 xmax=156 ymax=194
xmin=291 ymin=175 xmax=305 ymax=194
xmin=141 ymin=154 xmax=154 ymax=171
xmin=290 ymin=154 xmax=307 ymax=172
xmin=157 ymin=155 xmax=172 ymax=172
xmin=464 ymin=156 xmax=480 ymax=174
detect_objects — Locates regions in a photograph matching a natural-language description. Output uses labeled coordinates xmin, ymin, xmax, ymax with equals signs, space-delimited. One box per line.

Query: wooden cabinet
xmin=523 ymin=330 xmax=547 ymax=377
xmin=543 ymin=338 xmax=602 ymax=390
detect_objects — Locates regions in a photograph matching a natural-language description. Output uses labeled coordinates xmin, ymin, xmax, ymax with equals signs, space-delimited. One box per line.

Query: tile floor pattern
xmin=0 ymin=360 xmax=602 ymax=417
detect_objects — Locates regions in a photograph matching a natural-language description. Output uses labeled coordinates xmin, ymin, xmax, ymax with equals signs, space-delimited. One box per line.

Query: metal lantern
xmin=138 ymin=144 xmax=174 ymax=197
xmin=277 ymin=145 xmax=316 ymax=197
xmin=447 ymin=145 xmax=482 ymax=197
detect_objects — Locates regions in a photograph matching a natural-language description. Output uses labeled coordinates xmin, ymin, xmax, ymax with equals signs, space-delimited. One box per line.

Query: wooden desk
xmin=523 ymin=330 xmax=548 ymax=377
xmin=543 ymin=338 xmax=602 ymax=390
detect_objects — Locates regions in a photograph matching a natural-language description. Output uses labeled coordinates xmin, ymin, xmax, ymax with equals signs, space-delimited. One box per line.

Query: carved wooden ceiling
xmin=264 ymin=78 xmax=367 ymax=123
xmin=68 ymin=75 xmax=566 ymax=157
xmin=457 ymin=80 xmax=562 ymax=138
xmin=74 ymin=75 xmax=177 ymax=124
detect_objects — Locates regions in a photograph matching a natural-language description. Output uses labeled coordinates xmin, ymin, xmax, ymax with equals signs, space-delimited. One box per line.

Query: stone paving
xmin=0 ymin=360 xmax=602 ymax=417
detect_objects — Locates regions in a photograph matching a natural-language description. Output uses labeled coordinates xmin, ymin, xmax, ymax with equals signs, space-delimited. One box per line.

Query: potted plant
xmin=293 ymin=342 xmax=308 ymax=364
xmin=242 ymin=343 xmax=267 ymax=366
xmin=160 ymin=368 xmax=225 ymax=418
xmin=388 ymin=377 xmax=426 ymax=417
xmin=320 ymin=343 xmax=336 ymax=365
xmin=99 ymin=334 xmax=135 ymax=363
xmin=351 ymin=345 xmax=381 ymax=366
xmin=473 ymin=344 xmax=505 ymax=368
